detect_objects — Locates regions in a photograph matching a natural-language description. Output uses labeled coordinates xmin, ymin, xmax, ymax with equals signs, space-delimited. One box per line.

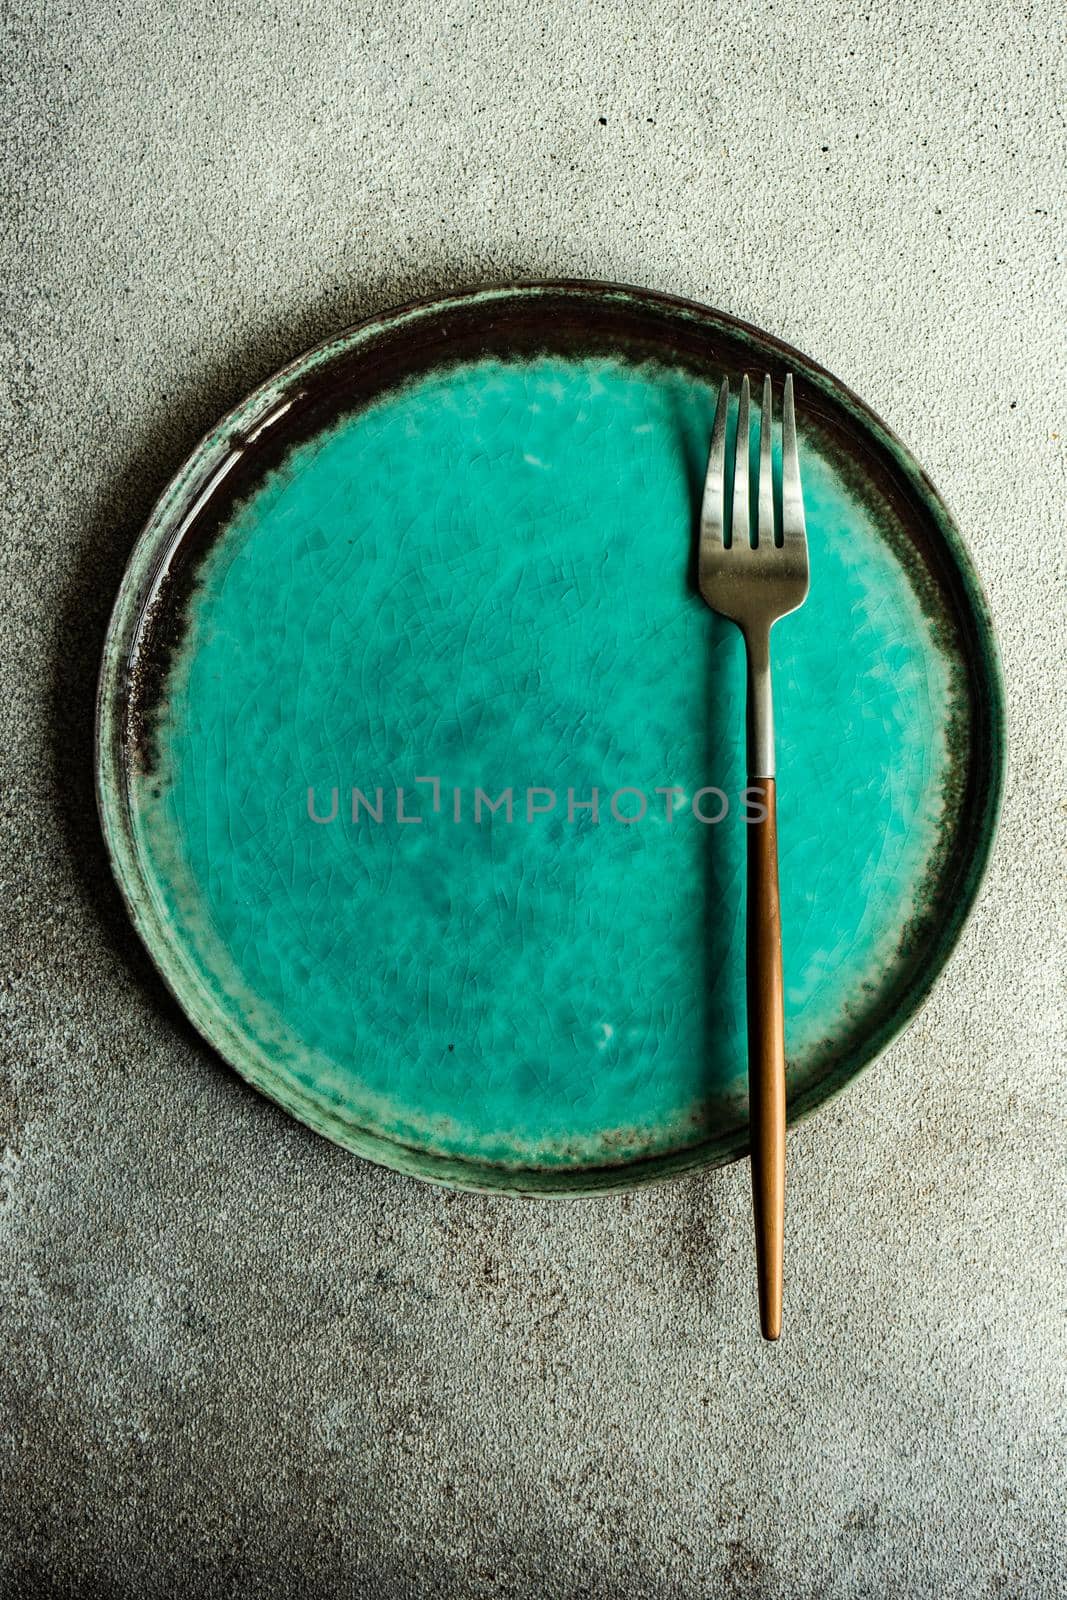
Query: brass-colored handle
xmin=746 ymin=776 xmax=785 ymax=1341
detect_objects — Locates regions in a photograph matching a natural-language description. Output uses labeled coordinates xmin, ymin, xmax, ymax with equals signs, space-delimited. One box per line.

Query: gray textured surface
xmin=2 ymin=1 xmax=1065 ymax=1595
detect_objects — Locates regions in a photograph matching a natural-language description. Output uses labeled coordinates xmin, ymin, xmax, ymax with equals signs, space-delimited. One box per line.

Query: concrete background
xmin=2 ymin=1 xmax=1064 ymax=1595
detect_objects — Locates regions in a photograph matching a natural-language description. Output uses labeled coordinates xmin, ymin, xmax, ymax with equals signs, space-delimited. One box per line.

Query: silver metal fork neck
xmin=744 ymin=626 xmax=775 ymax=780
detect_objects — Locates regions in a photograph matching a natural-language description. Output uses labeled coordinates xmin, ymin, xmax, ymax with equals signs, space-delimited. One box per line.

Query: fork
xmin=699 ymin=373 xmax=810 ymax=1341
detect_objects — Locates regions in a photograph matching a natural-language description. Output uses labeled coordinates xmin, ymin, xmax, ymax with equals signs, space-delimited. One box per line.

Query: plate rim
xmin=95 ymin=278 xmax=1007 ymax=1195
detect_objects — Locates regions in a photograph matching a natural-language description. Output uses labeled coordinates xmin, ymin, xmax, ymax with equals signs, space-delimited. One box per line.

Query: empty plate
xmin=96 ymin=282 xmax=1004 ymax=1191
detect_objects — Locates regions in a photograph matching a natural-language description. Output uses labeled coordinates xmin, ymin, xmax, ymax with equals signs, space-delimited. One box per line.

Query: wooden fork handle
xmin=747 ymin=776 xmax=785 ymax=1341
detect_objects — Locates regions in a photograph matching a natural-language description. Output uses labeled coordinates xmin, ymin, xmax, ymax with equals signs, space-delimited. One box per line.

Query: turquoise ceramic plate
xmin=97 ymin=283 xmax=1004 ymax=1193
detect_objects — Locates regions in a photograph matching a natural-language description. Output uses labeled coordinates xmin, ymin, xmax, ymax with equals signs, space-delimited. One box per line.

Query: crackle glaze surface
xmin=98 ymin=286 xmax=1003 ymax=1190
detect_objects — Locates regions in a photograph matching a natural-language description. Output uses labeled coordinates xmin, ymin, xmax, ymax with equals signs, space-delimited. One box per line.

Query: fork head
xmin=698 ymin=373 xmax=810 ymax=636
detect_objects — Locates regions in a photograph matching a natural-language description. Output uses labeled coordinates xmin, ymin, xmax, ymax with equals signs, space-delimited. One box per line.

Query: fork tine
xmin=781 ymin=374 xmax=806 ymax=546
xmin=731 ymin=374 xmax=751 ymax=549
xmin=758 ymin=374 xmax=774 ymax=546
xmin=700 ymin=376 xmax=730 ymax=543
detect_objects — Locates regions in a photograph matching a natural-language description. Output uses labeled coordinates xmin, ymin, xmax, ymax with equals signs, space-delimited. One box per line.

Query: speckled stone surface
xmin=1 ymin=2 xmax=1064 ymax=1596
